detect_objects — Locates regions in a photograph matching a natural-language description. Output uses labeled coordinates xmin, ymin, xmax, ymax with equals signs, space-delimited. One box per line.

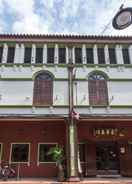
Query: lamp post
xmin=112 ymin=6 xmax=132 ymax=30
xmin=67 ymin=47 xmax=80 ymax=181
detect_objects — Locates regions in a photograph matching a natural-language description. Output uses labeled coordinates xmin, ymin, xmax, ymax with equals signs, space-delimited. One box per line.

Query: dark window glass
xmin=122 ymin=48 xmax=130 ymax=64
xmin=11 ymin=144 xmax=29 ymax=162
xmin=59 ymin=48 xmax=66 ymax=63
xmin=97 ymin=48 xmax=105 ymax=64
xmin=36 ymin=48 xmax=43 ymax=63
xmin=75 ymin=48 xmax=82 ymax=64
xmin=24 ymin=47 xmax=32 ymax=63
xmin=33 ymin=72 xmax=53 ymax=106
xmin=86 ymin=48 xmax=94 ymax=64
xmin=39 ymin=144 xmax=56 ymax=162
xmin=89 ymin=73 xmax=108 ymax=106
xmin=7 ymin=47 xmax=15 ymax=63
xmin=109 ymin=48 xmax=117 ymax=64
xmin=47 ymin=48 xmax=54 ymax=63
xmin=0 ymin=47 xmax=3 ymax=63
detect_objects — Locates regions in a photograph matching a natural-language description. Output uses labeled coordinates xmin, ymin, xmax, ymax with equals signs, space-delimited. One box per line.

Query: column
xmin=54 ymin=44 xmax=58 ymax=64
xmin=2 ymin=43 xmax=8 ymax=63
xmin=43 ymin=44 xmax=47 ymax=64
xmin=115 ymin=45 xmax=124 ymax=64
xmin=82 ymin=44 xmax=86 ymax=64
xmin=14 ymin=44 xmax=20 ymax=64
xmin=31 ymin=44 xmax=36 ymax=64
xmin=128 ymin=45 xmax=132 ymax=64
xmin=19 ymin=44 xmax=25 ymax=64
xmin=66 ymin=47 xmax=69 ymax=64
xmin=104 ymin=45 xmax=110 ymax=64
xmin=93 ymin=44 xmax=98 ymax=64
xmin=72 ymin=47 xmax=75 ymax=64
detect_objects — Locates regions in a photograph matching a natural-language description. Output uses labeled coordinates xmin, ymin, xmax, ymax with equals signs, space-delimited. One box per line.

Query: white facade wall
xmin=0 ymin=40 xmax=132 ymax=115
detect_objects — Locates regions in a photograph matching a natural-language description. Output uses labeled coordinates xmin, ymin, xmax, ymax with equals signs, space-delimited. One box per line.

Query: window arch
xmin=33 ymin=71 xmax=53 ymax=106
xmin=88 ymin=73 xmax=108 ymax=106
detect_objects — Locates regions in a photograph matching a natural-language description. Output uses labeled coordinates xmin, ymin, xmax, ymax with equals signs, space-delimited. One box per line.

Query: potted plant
xmin=47 ymin=145 xmax=65 ymax=181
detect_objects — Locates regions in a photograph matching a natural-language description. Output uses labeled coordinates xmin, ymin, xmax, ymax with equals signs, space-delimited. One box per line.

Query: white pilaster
xmin=93 ymin=44 xmax=98 ymax=64
xmin=31 ymin=44 xmax=36 ymax=64
xmin=104 ymin=45 xmax=110 ymax=64
xmin=43 ymin=44 xmax=47 ymax=64
xmin=66 ymin=47 xmax=69 ymax=64
xmin=14 ymin=44 xmax=20 ymax=64
xmin=115 ymin=45 xmax=124 ymax=64
xmin=82 ymin=44 xmax=86 ymax=64
xmin=2 ymin=43 xmax=8 ymax=63
xmin=19 ymin=44 xmax=25 ymax=63
xmin=72 ymin=47 xmax=75 ymax=64
xmin=54 ymin=44 xmax=58 ymax=64
xmin=128 ymin=45 xmax=132 ymax=64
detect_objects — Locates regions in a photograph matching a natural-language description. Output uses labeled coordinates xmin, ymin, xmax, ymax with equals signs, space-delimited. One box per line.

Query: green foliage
xmin=47 ymin=145 xmax=64 ymax=165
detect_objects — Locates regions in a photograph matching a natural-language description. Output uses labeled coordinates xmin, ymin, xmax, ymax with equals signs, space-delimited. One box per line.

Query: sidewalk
xmin=0 ymin=177 xmax=132 ymax=184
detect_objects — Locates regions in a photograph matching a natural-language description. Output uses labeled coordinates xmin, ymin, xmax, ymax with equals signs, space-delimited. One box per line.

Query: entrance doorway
xmin=96 ymin=142 xmax=120 ymax=175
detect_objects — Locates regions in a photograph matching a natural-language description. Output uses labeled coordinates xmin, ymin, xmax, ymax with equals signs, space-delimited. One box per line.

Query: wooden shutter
xmin=33 ymin=73 xmax=53 ymax=106
xmin=89 ymin=74 xmax=108 ymax=106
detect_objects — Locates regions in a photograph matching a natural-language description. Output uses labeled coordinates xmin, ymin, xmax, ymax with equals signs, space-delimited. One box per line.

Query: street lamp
xmin=112 ymin=7 xmax=132 ymax=30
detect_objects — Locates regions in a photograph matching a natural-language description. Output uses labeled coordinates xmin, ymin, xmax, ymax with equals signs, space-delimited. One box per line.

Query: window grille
xmin=97 ymin=48 xmax=105 ymax=64
xmin=24 ymin=47 xmax=32 ymax=64
xmin=109 ymin=48 xmax=117 ymax=64
xmin=122 ymin=48 xmax=130 ymax=64
xmin=7 ymin=47 xmax=15 ymax=63
xmin=36 ymin=48 xmax=43 ymax=63
xmin=59 ymin=48 xmax=66 ymax=63
xmin=75 ymin=48 xmax=82 ymax=64
xmin=86 ymin=48 xmax=94 ymax=64
xmin=47 ymin=48 xmax=54 ymax=63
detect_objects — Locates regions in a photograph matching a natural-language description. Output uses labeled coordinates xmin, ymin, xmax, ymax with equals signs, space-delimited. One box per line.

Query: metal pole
xmin=67 ymin=47 xmax=79 ymax=181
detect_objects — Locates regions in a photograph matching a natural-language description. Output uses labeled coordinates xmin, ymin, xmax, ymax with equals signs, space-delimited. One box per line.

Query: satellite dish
xmin=112 ymin=7 xmax=132 ymax=30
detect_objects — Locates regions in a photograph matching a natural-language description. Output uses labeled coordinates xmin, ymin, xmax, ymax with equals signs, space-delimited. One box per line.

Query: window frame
xmin=33 ymin=71 xmax=53 ymax=106
xmin=37 ymin=143 xmax=57 ymax=165
xmin=9 ymin=143 xmax=30 ymax=165
xmin=88 ymin=73 xmax=108 ymax=106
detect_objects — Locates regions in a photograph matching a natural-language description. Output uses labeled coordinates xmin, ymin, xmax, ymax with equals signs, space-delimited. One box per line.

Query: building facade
xmin=0 ymin=34 xmax=132 ymax=179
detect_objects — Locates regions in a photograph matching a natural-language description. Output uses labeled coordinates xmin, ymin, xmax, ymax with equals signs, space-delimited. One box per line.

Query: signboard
xmin=112 ymin=7 xmax=132 ymax=30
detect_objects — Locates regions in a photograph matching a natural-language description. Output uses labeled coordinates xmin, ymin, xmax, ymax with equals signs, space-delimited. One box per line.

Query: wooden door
xmin=119 ymin=141 xmax=132 ymax=176
xmin=85 ymin=142 xmax=96 ymax=176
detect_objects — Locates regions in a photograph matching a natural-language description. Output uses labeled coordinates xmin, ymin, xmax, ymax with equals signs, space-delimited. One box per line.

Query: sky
xmin=0 ymin=0 xmax=132 ymax=36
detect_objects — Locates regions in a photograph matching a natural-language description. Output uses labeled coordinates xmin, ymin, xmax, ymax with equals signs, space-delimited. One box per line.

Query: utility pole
xmin=67 ymin=47 xmax=80 ymax=181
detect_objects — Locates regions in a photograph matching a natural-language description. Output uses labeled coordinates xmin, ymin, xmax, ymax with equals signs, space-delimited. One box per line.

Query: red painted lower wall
xmin=0 ymin=121 xmax=66 ymax=178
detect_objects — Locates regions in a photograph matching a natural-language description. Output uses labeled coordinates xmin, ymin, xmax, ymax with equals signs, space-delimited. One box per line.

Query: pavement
xmin=0 ymin=177 xmax=132 ymax=184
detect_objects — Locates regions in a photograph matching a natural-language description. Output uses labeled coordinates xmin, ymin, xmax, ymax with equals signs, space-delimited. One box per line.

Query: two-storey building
xmin=0 ymin=34 xmax=132 ymax=180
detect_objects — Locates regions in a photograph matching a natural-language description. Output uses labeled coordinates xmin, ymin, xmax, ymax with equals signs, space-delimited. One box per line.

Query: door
xmin=79 ymin=142 xmax=96 ymax=177
xmin=96 ymin=142 xmax=119 ymax=175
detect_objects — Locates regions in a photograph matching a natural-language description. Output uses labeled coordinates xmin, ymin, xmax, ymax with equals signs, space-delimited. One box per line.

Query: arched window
xmin=88 ymin=73 xmax=108 ymax=106
xmin=33 ymin=72 xmax=53 ymax=106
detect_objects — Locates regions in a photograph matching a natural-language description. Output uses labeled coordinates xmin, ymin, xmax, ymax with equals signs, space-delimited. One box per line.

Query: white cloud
xmin=3 ymin=0 xmax=50 ymax=34
xmin=0 ymin=0 xmax=132 ymax=35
